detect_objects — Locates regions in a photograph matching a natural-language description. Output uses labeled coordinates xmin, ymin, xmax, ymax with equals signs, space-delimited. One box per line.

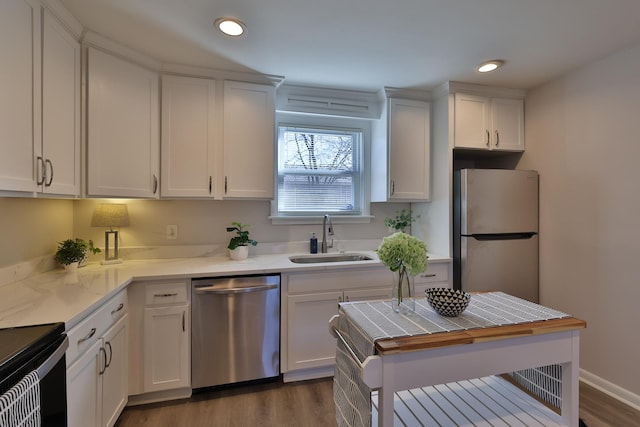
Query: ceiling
xmin=60 ymin=0 xmax=640 ymax=92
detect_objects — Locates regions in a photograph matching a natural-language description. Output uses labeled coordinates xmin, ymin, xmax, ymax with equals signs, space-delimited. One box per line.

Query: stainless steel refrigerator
xmin=453 ymin=169 xmax=539 ymax=302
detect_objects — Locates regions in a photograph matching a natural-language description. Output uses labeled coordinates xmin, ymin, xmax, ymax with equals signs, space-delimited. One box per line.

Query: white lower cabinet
xmin=127 ymin=280 xmax=190 ymax=404
xmin=143 ymin=305 xmax=189 ymax=392
xmin=282 ymin=261 xmax=451 ymax=382
xmin=414 ymin=261 xmax=451 ymax=296
xmin=282 ymin=267 xmax=392 ymax=381
xmin=66 ymin=291 xmax=128 ymax=427
xmin=101 ymin=316 xmax=128 ymax=427
xmin=67 ymin=339 xmax=101 ymax=427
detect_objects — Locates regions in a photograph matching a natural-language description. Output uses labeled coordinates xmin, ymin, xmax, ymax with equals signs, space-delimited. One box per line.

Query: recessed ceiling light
xmin=477 ymin=60 xmax=504 ymax=73
xmin=214 ymin=17 xmax=246 ymax=37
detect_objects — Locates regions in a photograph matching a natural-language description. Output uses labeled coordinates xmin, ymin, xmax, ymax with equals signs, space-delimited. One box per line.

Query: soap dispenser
xmin=310 ymin=232 xmax=318 ymax=254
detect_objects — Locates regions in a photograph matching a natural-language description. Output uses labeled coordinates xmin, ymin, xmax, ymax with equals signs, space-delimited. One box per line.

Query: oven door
xmin=0 ymin=323 xmax=68 ymax=426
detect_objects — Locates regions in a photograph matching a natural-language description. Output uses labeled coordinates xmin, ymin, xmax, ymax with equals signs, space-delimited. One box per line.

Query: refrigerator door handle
xmin=470 ymin=232 xmax=537 ymax=241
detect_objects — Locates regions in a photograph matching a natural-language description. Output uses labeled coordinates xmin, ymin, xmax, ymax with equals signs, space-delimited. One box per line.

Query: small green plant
xmin=54 ymin=238 xmax=100 ymax=265
xmin=226 ymin=222 xmax=258 ymax=250
xmin=384 ymin=209 xmax=419 ymax=233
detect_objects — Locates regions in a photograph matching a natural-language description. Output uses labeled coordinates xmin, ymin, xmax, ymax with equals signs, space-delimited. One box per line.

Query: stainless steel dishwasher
xmin=191 ymin=274 xmax=280 ymax=389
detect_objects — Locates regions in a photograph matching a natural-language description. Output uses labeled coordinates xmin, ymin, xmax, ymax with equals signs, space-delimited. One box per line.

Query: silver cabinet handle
xmin=153 ymin=174 xmax=158 ymax=194
xmin=391 ymin=180 xmax=395 ymax=195
xmin=105 ymin=341 xmax=113 ymax=368
xmin=45 ymin=159 xmax=53 ymax=186
xmin=36 ymin=156 xmax=46 ymax=186
xmin=209 ymin=176 xmax=212 ymax=194
xmin=154 ymin=292 xmax=178 ymax=297
xmin=486 ymin=129 xmax=490 ymax=147
xmin=495 ymin=130 xmax=500 ymax=147
xmin=77 ymin=327 xmax=96 ymax=345
xmin=224 ymin=176 xmax=228 ymax=194
xmin=182 ymin=311 xmax=186 ymax=332
xmin=111 ymin=303 xmax=124 ymax=315
xmin=421 ymin=273 xmax=437 ymax=278
xmin=99 ymin=346 xmax=107 ymax=375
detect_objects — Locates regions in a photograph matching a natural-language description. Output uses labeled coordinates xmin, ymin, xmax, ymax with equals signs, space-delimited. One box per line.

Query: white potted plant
xmin=226 ymin=222 xmax=257 ymax=260
xmin=54 ymin=238 xmax=100 ymax=272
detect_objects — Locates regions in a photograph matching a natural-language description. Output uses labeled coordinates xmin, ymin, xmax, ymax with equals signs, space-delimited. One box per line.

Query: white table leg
xmin=561 ymin=331 xmax=581 ymax=426
xmin=377 ymin=387 xmax=394 ymax=427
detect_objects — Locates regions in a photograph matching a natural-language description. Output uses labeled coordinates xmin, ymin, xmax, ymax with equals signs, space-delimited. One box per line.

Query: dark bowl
xmin=425 ymin=288 xmax=471 ymax=317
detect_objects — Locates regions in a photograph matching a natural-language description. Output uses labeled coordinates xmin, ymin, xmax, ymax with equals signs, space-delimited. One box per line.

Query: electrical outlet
xmin=166 ymin=225 xmax=178 ymax=240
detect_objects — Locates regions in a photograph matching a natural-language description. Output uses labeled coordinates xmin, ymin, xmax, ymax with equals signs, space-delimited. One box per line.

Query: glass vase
xmin=392 ymin=266 xmax=415 ymax=314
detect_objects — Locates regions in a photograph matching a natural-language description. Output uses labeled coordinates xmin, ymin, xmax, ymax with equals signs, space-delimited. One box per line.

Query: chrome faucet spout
xmin=321 ymin=214 xmax=334 ymax=253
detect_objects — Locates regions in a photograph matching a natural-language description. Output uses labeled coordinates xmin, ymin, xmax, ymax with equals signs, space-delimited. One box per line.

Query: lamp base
xmin=100 ymin=259 xmax=123 ymax=265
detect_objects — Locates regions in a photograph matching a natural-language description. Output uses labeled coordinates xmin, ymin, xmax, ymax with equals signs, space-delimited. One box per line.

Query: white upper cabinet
xmin=161 ymin=75 xmax=219 ymax=198
xmin=0 ymin=0 xmax=81 ymax=196
xmin=491 ymin=97 xmax=525 ymax=151
xmin=40 ymin=7 xmax=81 ymax=196
xmin=372 ymin=96 xmax=431 ymax=202
xmin=223 ymin=81 xmax=275 ymax=199
xmin=87 ymin=47 xmax=160 ymax=198
xmin=0 ymin=0 xmax=40 ymax=193
xmin=454 ymin=93 xmax=524 ymax=152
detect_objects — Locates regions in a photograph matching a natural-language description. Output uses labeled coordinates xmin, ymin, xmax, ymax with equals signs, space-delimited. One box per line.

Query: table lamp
xmin=91 ymin=203 xmax=129 ymax=265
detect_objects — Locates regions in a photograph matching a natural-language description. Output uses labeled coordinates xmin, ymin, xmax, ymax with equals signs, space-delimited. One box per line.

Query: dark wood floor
xmin=115 ymin=378 xmax=640 ymax=427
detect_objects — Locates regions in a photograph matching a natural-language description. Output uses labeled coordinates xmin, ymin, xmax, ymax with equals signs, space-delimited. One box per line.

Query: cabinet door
xmin=161 ymin=75 xmax=218 ymax=198
xmin=67 ymin=338 xmax=103 ymax=427
xmin=0 ymin=0 xmax=39 ymax=192
xmin=223 ymin=81 xmax=275 ymax=199
xmin=344 ymin=287 xmax=391 ymax=303
xmin=87 ymin=47 xmax=159 ymax=198
xmin=387 ymin=98 xmax=431 ymax=201
xmin=143 ymin=305 xmax=189 ymax=392
xmin=491 ymin=98 xmax=525 ymax=151
xmin=41 ymin=8 xmax=80 ymax=195
xmin=287 ymin=291 xmax=342 ymax=371
xmin=454 ymin=93 xmax=491 ymax=149
xmin=101 ymin=315 xmax=128 ymax=427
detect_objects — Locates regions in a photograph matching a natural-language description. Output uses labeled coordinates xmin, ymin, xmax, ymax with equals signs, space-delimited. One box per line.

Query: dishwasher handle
xmin=193 ymin=283 xmax=278 ymax=295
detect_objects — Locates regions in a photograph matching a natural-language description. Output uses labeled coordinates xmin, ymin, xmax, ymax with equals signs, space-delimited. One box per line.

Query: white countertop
xmin=0 ymin=251 xmax=450 ymax=331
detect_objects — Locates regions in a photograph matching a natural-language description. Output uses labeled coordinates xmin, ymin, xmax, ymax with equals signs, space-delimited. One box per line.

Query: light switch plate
xmin=166 ymin=224 xmax=178 ymax=240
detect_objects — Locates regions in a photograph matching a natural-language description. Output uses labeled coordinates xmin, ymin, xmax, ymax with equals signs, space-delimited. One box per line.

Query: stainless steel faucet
xmin=321 ymin=214 xmax=334 ymax=253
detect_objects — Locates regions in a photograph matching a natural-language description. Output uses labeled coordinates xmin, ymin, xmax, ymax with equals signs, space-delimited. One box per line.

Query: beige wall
xmin=519 ymin=41 xmax=640 ymax=399
xmin=0 ymin=198 xmax=74 ymax=267
xmin=73 ymin=199 xmax=407 ymax=254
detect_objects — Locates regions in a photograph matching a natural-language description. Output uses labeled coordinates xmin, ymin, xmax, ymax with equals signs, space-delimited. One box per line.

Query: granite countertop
xmin=0 ymin=251 xmax=450 ymax=331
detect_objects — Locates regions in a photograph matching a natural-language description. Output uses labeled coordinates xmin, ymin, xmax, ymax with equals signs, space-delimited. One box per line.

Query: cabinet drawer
xmin=415 ymin=262 xmax=449 ymax=284
xmin=66 ymin=290 xmax=127 ymax=366
xmin=144 ymin=281 xmax=188 ymax=306
xmin=287 ymin=267 xmax=390 ymax=294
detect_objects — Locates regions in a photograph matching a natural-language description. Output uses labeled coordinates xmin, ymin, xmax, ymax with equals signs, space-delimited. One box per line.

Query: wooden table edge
xmin=375 ymin=317 xmax=586 ymax=355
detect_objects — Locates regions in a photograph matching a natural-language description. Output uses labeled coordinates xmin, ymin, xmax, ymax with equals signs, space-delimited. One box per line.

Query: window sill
xmin=269 ymin=215 xmax=374 ymax=226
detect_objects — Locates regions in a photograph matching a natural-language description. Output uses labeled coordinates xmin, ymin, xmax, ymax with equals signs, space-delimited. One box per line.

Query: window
xmin=272 ymin=114 xmax=370 ymax=222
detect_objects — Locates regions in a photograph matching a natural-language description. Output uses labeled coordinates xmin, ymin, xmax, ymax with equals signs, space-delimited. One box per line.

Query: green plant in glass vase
xmin=376 ymin=232 xmax=428 ymax=313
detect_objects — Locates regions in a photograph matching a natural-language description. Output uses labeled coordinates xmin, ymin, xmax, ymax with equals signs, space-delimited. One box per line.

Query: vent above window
xmin=276 ymin=84 xmax=381 ymax=119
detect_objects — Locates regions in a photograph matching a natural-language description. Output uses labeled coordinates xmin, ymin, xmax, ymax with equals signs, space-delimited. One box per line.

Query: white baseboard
xmin=580 ymin=368 xmax=640 ymax=412
xmin=127 ymin=387 xmax=192 ymax=406
xmin=282 ymin=366 xmax=334 ymax=383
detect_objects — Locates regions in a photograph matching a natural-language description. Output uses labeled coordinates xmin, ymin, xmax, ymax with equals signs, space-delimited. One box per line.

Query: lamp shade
xmin=91 ymin=204 xmax=130 ymax=228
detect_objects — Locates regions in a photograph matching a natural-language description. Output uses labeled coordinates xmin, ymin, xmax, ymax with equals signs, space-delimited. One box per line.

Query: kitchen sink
xmin=289 ymin=253 xmax=374 ymax=264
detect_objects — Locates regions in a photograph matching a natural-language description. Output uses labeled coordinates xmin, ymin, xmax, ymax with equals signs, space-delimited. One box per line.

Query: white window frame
xmin=270 ymin=113 xmax=371 ymax=225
